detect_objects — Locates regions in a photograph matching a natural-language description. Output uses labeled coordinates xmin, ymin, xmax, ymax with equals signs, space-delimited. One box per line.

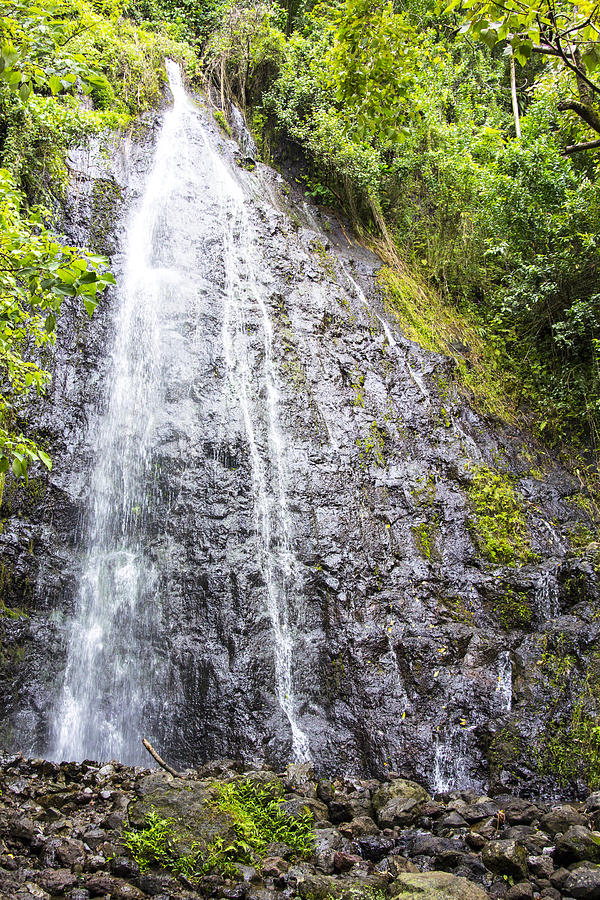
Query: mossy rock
xmin=297 ymin=871 xmax=387 ymax=899
xmin=127 ymin=773 xmax=236 ymax=856
xmin=389 ymin=871 xmax=489 ymax=899
xmin=371 ymin=778 xmax=430 ymax=813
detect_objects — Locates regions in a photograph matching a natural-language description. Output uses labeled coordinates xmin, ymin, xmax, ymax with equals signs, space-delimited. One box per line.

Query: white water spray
xmin=52 ymin=62 xmax=310 ymax=763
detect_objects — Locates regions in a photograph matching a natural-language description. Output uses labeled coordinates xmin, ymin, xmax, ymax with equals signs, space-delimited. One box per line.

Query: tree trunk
xmin=510 ymin=55 xmax=521 ymax=139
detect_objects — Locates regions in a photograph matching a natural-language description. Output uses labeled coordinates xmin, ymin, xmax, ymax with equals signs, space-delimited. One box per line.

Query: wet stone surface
xmin=0 ymin=85 xmax=598 ymax=797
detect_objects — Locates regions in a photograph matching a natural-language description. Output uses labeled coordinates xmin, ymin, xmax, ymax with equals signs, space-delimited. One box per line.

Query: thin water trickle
xmin=496 ymin=650 xmax=512 ymax=712
xmin=52 ymin=61 xmax=310 ymax=764
xmin=432 ymin=726 xmax=480 ymax=793
xmin=536 ymin=570 xmax=560 ymax=622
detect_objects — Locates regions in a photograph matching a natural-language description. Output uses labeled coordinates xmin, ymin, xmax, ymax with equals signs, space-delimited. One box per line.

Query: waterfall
xmin=51 ymin=61 xmax=310 ymax=764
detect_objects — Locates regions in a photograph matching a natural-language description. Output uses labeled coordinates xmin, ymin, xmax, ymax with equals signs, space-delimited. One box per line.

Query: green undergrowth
xmin=3 ymin=1 xmax=196 ymax=204
xmin=123 ymin=778 xmax=314 ymax=879
xmin=213 ymin=109 xmax=231 ymax=135
xmin=412 ymin=518 xmax=438 ymax=560
xmin=467 ymin=465 xmax=533 ymax=565
xmin=378 ymin=267 xmax=519 ymax=426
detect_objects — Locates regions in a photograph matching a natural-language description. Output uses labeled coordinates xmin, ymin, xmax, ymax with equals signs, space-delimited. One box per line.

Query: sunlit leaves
xmin=0 ymin=168 xmax=113 ymax=476
xmin=324 ymin=0 xmax=425 ymax=144
xmin=447 ymin=0 xmax=600 ymax=79
xmin=0 ymin=0 xmax=112 ymax=104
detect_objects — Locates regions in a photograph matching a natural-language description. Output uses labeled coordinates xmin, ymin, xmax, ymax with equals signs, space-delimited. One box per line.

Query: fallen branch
xmin=142 ymin=738 xmax=182 ymax=777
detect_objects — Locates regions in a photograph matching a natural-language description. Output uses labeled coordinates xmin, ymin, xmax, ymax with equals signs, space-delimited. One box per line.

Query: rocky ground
xmin=1 ymin=756 xmax=600 ymax=900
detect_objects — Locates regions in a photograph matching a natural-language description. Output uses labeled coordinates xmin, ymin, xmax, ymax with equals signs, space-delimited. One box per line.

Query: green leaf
xmin=582 ymin=45 xmax=600 ymax=73
xmin=79 ymin=271 xmax=99 ymax=284
xmin=48 ymin=74 xmax=62 ymax=95
xmin=0 ymin=457 xmax=9 ymax=473
xmin=37 ymin=449 xmax=52 ymax=471
xmin=19 ymin=81 xmax=32 ymax=102
xmin=83 ymin=298 xmax=97 ymax=316
xmin=44 ymin=313 xmax=56 ymax=332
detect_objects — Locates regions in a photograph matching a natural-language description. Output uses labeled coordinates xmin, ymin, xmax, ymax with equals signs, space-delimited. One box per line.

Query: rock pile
xmin=1 ymin=757 xmax=600 ymax=899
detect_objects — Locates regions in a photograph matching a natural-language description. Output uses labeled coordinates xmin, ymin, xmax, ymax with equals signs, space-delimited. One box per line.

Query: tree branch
xmin=563 ymin=137 xmax=600 ymax=153
xmin=142 ymin=738 xmax=182 ymax=777
xmin=557 ymin=98 xmax=600 ymax=133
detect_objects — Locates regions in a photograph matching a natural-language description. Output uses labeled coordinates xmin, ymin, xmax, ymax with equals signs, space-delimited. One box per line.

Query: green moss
xmin=533 ymin=639 xmax=600 ymax=789
xmin=568 ymin=522 xmax=597 ymax=552
xmin=439 ymin=595 xmax=475 ymax=624
xmin=351 ymin=372 xmax=365 ymax=407
xmin=467 ymin=465 xmax=532 ymax=565
xmin=357 ymin=421 xmax=386 ymax=468
xmin=493 ymin=587 xmax=532 ymax=630
xmin=213 ymin=109 xmax=232 ymax=136
xmin=310 ymin=239 xmax=336 ymax=280
xmin=412 ymin=517 xmax=439 ymax=560
xmin=411 ymin=472 xmax=436 ymax=506
xmin=378 ymin=267 xmax=519 ymax=425
xmin=488 ymin=725 xmax=523 ymax=785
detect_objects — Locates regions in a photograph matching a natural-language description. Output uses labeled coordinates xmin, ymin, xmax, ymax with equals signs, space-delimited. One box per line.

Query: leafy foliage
xmin=123 ymin=780 xmax=314 ymax=879
xmin=0 ymin=0 xmax=194 ymax=475
xmin=0 ymin=168 xmax=113 ymax=475
xmin=215 ymin=778 xmax=314 ymax=862
xmin=534 ymin=636 xmax=600 ymax=788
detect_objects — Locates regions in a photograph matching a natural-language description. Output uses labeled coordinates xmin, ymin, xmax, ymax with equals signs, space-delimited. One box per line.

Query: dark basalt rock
xmin=4 ymin=755 xmax=600 ymax=899
xmin=0 ymin=89 xmax=599 ymax=806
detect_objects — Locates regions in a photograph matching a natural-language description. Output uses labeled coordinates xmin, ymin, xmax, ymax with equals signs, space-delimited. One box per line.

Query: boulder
xmin=389 ymin=870 xmax=488 ymax=899
xmin=563 ymin=865 xmax=600 ymax=899
xmin=355 ymin=834 xmax=395 ymax=862
xmin=372 ymin=779 xmax=431 ymax=813
xmin=506 ymin=883 xmax=533 ymax=900
xmin=127 ymin=773 xmax=236 ymax=857
xmin=494 ymin=796 xmax=541 ymax=825
xmin=540 ymin=804 xmax=587 ymax=837
xmin=34 ymin=869 xmax=78 ymax=895
xmin=377 ymin=796 xmax=424 ymax=828
xmin=528 ymin=854 xmax=553 ymax=879
xmin=585 ymin=793 xmax=600 ymax=813
xmin=482 ymin=839 xmax=528 ymax=880
xmin=554 ymin=825 xmax=600 ymax=864
xmin=462 ymin=800 xmax=500 ymax=823
xmin=297 ymin=871 xmax=387 ymax=899
xmin=281 ymin=795 xmax=329 ymax=823
xmin=285 ymin=763 xmax=316 ymax=798
xmin=328 ymin=796 xmax=373 ymax=823
xmin=85 ymin=874 xmax=146 ymax=898
xmin=338 ymin=815 xmax=379 ymax=837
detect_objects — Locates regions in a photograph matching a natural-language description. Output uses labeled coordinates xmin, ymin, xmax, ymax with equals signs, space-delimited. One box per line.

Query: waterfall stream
xmin=51 ymin=62 xmax=309 ymax=764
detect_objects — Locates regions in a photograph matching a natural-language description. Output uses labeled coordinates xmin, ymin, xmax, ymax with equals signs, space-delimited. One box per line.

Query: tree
xmin=0 ymin=0 xmax=110 ymax=103
xmin=449 ymin=0 xmax=600 ymax=151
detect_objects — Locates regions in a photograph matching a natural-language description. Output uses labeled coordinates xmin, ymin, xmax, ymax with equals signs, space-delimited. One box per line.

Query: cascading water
xmin=535 ymin=570 xmax=560 ymax=622
xmin=51 ymin=62 xmax=309 ymax=764
xmin=495 ymin=650 xmax=512 ymax=712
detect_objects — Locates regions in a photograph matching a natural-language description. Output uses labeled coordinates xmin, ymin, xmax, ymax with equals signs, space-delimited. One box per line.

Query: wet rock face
xmin=0 ymin=91 xmax=598 ymax=795
xmin=1 ymin=757 xmax=600 ymax=900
